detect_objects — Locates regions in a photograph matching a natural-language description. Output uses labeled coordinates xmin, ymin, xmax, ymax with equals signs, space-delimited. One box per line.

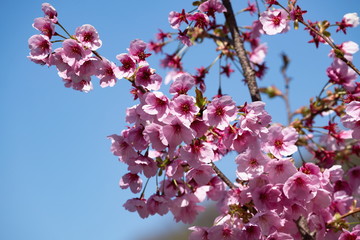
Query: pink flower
xmin=126 ymin=125 xmax=149 ymax=151
xmin=338 ymin=228 xmax=360 ymax=240
xmin=265 ymin=158 xmax=297 ymax=184
xmin=170 ymin=194 xmax=205 ymax=224
xmin=238 ymin=101 xmax=272 ymax=136
xmin=119 ymin=173 xmax=142 ymax=193
xmin=144 ymin=123 xmax=168 ymax=151
xmin=115 ymin=53 xmax=136 ymax=79
xmin=96 ymin=58 xmax=118 ymax=87
xmin=146 ymin=194 xmax=170 ymax=216
xmin=41 ymin=3 xmax=58 ymax=23
xmin=266 ymin=231 xmax=294 ymax=240
xmin=28 ymin=34 xmax=52 ymax=61
xmin=252 ymin=184 xmax=281 ymax=211
xmin=283 ymin=172 xmax=320 ymax=202
xmin=75 ymin=24 xmax=102 ymax=51
xmin=189 ymin=226 xmax=209 ymax=240
xmin=128 ymin=155 xmax=157 ymax=178
xmin=263 ymin=125 xmax=298 ymax=158
xmin=166 ymin=158 xmax=185 ymax=179
xmin=169 ymin=72 xmax=195 ymax=95
xmin=61 ymin=39 xmax=92 ymax=67
xmin=250 ymin=211 xmax=283 ymax=235
xmin=177 ymin=29 xmax=192 ymax=47
xmin=163 ymin=116 xmax=196 ymax=149
xmin=123 ymin=198 xmax=149 ymax=218
xmin=168 ymin=9 xmax=189 ymax=29
xmin=235 ymin=148 xmax=269 ymax=180
xmin=187 ymin=164 xmax=214 ymax=185
xmin=331 ymin=191 xmax=353 ymax=215
xmin=207 ymin=176 xmax=226 ymax=201
xmin=329 ymin=41 xmax=359 ymax=61
xmin=203 ymin=96 xmax=237 ymax=130
xmin=32 ymin=17 xmax=55 ymax=39
xmin=327 ymin=61 xmax=357 ymax=91
xmin=142 ymin=92 xmax=170 ymax=120
xmin=74 ymin=57 xmax=99 ymax=78
xmin=135 ymin=66 xmax=162 ymax=91
xmin=259 ymin=9 xmax=290 ymax=35
xmin=180 ymin=140 xmax=214 ymax=167
xmin=187 ymin=12 xmax=210 ymax=29
xmin=240 ymin=224 xmax=262 ymax=240
xmin=343 ymin=13 xmax=360 ymax=27
xmin=341 ymin=101 xmax=360 ymax=139
xmin=198 ymin=0 xmax=227 ymax=17
xmin=348 ymin=166 xmax=360 ymax=191
xmin=171 ymin=95 xmax=199 ymax=123
xmin=250 ymin=42 xmax=268 ymax=65
xmin=128 ymin=39 xmax=151 ymax=64
xmin=107 ymin=133 xmax=138 ymax=163
xmin=207 ymin=224 xmax=241 ymax=240
xmin=62 ymin=77 xmax=93 ymax=92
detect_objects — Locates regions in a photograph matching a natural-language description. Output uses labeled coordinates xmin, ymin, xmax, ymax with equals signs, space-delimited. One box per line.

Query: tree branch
xmin=222 ymin=0 xmax=262 ymax=102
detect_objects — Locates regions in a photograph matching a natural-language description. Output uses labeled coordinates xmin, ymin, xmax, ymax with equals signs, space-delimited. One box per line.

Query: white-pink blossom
xmin=259 ymin=9 xmax=290 ymax=35
xmin=343 ymin=12 xmax=360 ymax=27
xmin=203 ymin=96 xmax=237 ymax=130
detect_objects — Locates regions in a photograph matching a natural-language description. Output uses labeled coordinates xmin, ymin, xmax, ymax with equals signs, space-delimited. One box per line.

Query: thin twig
xmin=280 ymin=53 xmax=292 ymax=124
xmin=211 ymin=162 xmax=236 ymax=189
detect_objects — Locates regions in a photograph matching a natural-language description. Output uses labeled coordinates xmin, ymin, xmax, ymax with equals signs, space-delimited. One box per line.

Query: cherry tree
xmin=28 ymin=1 xmax=360 ymax=239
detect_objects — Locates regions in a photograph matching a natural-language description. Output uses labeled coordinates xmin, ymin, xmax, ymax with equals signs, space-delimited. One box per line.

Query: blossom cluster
xmin=28 ymin=3 xmax=121 ymax=92
xmin=28 ymin=1 xmax=360 ymax=240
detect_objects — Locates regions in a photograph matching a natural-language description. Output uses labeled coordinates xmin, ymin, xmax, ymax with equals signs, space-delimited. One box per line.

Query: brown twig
xmin=207 ymin=0 xmax=263 ymax=190
xmin=210 ymin=162 xmax=236 ymax=189
xmin=327 ymin=207 xmax=360 ymax=227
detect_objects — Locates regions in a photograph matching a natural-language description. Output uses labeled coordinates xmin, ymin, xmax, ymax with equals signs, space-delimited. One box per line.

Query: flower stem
xmin=56 ymin=22 xmax=73 ymax=39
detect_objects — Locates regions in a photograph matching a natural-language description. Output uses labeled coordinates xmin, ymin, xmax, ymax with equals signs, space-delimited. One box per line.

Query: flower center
xmin=274 ymin=139 xmax=283 ymax=149
xmin=83 ymin=32 xmax=93 ymax=42
xmin=272 ymin=15 xmax=281 ymax=26
xmin=181 ymin=103 xmax=190 ymax=113
xmin=215 ymin=107 xmax=225 ymax=116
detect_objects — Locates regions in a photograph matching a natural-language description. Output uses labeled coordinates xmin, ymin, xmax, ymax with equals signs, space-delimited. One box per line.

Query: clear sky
xmin=1 ymin=0 xmax=359 ymax=240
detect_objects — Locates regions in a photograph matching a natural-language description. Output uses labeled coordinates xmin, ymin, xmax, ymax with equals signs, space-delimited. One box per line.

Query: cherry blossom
xmin=203 ymin=96 xmax=237 ymax=130
xmin=168 ymin=9 xmax=189 ymax=29
xmin=28 ymin=3 xmax=360 ymax=239
xmin=119 ymin=172 xmax=142 ymax=193
xmin=123 ymin=198 xmax=149 ymax=219
xmin=263 ymin=125 xmax=298 ymax=158
xmin=169 ymin=72 xmax=195 ymax=95
xmin=170 ymin=95 xmax=199 ymax=123
xmin=341 ymin=101 xmax=360 ymax=139
xmin=75 ymin=24 xmax=102 ymax=50
xmin=28 ymin=34 xmax=52 ymax=61
xmin=115 ymin=53 xmax=136 ymax=79
xmin=61 ymin=39 xmax=92 ymax=67
xmin=198 ymin=0 xmax=227 ymax=17
xmin=41 ymin=3 xmax=58 ymax=23
xmin=32 ymin=17 xmax=55 ymax=38
xmin=259 ymin=9 xmax=290 ymax=35
xmin=343 ymin=13 xmax=360 ymax=27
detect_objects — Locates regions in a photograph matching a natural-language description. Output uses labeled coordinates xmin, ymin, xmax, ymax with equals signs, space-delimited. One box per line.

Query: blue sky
xmin=1 ymin=0 xmax=359 ymax=240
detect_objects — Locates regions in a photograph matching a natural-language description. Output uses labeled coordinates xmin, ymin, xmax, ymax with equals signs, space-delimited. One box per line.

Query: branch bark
xmin=209 ymin=0 xmax=263 ymax=190
xmin=222 ymin=0 xmax=262 ymax=102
